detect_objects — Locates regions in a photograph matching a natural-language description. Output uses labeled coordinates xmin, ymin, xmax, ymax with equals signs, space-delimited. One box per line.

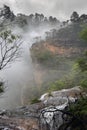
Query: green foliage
xmin=0 ymin=30 xmax=22 ymax=70
xmin=31 ymin=47 xmax=61 ymax=68
xmin=74 ymin=27 xmax=87 ymax=89
xmin=48 ymin=80 xmax=65 ymax=92
xmin=11 ymin=35 xmax=16 ymax=40
xmin=47 ymin=77 xmax=76 ymax=92
xmin=84 ymin=50 xmax=87 ymax=56
xmin=68 ymin=28 xmax=87 ymax=125
xmin=73 ymin=58 xmax=87 ymax=90
xmin=0 ymin=30 xmax=18 ymax=43
xmin=81 ymin=79 xmax=87 ymax=88
xmin=45 ymin=67 xmax=87 ymax=93
xmin=0 ymin=30 xmax=11 ymax=39
xmin=30 ymin=98 xmax=41 ymax=104
xmin=80 ymin=28 xmax=87 ymax=41
xmin=77 ymin=28 xmax=87 ymax=91
xmin=77 ymin=58 xmax=87 ymax=71
xmin=36 ymin=50 xmax=53 ymax=62
xmin=73 ymin=62 xmax=79 ymax=71
xmin=69 ymin=97 xmax=87 ymax=116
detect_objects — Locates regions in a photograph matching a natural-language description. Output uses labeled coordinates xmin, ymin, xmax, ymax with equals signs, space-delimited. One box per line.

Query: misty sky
xmin=0 ymin=0 xmax=87 ymax=20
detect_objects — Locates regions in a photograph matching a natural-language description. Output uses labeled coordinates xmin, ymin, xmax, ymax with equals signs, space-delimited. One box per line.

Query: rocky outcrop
xmin=0 ymin=116 xmax=39 ymax=130
xmin=0 ymin=87 xmax=85 ymax=130
xmin=0 ymin=104 xmax=43 ymax=130
xmin=40 ymin=86 xmax=82 ymax=104
xmin=39 ymin=86 xmax=84 ymax=130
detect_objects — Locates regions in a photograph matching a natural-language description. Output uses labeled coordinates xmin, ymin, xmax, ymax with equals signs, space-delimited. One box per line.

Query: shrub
xmin=80 ymin=27 xmax=87 ymax=41
xmin=81 ymin=79 xmax=87 ymax=88
xmin=69 ymin=97 xmax=87 ymax=116
xmin=30 ymin=98 xmax=41 ymax=104
xmin=36 ymin=50 xmax=53 ymax=62
xmin=48 ymin=80 xmax=65 ymax=92
xmin=77 ymin=58 xmax=87 ymax=71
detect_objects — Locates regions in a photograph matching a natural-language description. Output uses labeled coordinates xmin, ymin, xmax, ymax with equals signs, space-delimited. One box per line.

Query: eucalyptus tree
xmin=0 ymin=30 xmax=22 ymax=92
xmin=0 ymin=30 xmax=22 ymax=70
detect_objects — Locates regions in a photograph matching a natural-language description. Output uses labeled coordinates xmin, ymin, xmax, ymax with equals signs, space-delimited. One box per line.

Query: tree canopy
xmin=0 ymin=30 xmax=22 ymax=70
xmin=70 ymin=11 xmax=79 ymax=22
xmin=80 ymin=28 xmax=87 ymax=41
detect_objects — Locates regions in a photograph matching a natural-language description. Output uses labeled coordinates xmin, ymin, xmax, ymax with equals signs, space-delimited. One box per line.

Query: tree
xmin=79 ymin=14 xmax=87 ymax=22
xmin=70 ymin=11 xmax=79 ymax=23
xmin=49 ymin=16 xmax=53 ymax=23
xmin=80 ymin=28 xmax=87 ymax=41
xmin=0 ymin=30 xmax=22 ymax=70
xmin=0 ymin=5 xmax=15 ymax=21
xmin=16 ymin=14 xmax=27 ymax=27
xmin=77 ymin=56 xmax=87 ymax=72
xmin=29 ymin=14 xmax=34 ymax=22
xmin=40 ymin=14 xmax=44 ymax=22
xmin=34 ymin=13 xmax=40 ymax=25
xmin=44 ymin=17 xmax=48 ymax=23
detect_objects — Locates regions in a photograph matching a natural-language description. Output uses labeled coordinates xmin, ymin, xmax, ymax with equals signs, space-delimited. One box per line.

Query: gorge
xmin=0 ymin=5 xmax=87 ymax=130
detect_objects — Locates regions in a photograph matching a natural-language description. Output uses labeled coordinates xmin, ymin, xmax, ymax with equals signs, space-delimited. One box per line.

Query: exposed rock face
xmin=31 ymin=41 xmax=87 ymax=59
xmin=0 ymin=104 xmax=43 ymax=130
xmin=40 ymin=106 xmax=66 ymax=130
xmin=0 ymin=87 xmax=84 ymax=130
xmin=40 ymin=86 xmax=82 ymax=105
xmin=0 ymin=117 xmax=39 ymax=130
xmin=39 ymin=86 xmax=83 ymax=130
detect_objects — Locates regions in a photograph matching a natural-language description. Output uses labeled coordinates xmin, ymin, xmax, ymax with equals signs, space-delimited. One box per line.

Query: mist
xmin=0 ymin=0 xmax=87 ymax=20
xmin=0 ymin=15 xmax=62 ymax=109
xmin=0 ymin=1 xmax=85 ymax=109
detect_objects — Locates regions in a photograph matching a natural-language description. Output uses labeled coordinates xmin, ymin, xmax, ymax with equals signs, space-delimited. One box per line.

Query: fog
xmin=0 ymin=0 xmax=87 ymax=20
xmin=0 ymin=0 xmax=84 ymax=109
xmin=0 ymin=22 xmax=61 ymax=109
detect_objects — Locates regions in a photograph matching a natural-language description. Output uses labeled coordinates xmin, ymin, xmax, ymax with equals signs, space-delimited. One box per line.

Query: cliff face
xmin=0 ymin=5 xmax=87 ymax=130
xmin=30 ymin=22 xmax=87 ymax=110
xmin=31 ymin=41 xmax=87 ymax=58
xmin=31 ymin=22 xmax=87 ymax=60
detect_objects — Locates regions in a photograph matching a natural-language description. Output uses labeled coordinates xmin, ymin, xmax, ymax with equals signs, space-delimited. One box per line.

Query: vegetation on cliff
xmin=31 ymin=18 xmax=87 ymax=94
xmin=63 ymin=27 xmax=87 ymax=130
xmin=0 ymin=5 xmax=87 ymax=129
xmin=30 ymin=16 xmax=87 ymax=130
